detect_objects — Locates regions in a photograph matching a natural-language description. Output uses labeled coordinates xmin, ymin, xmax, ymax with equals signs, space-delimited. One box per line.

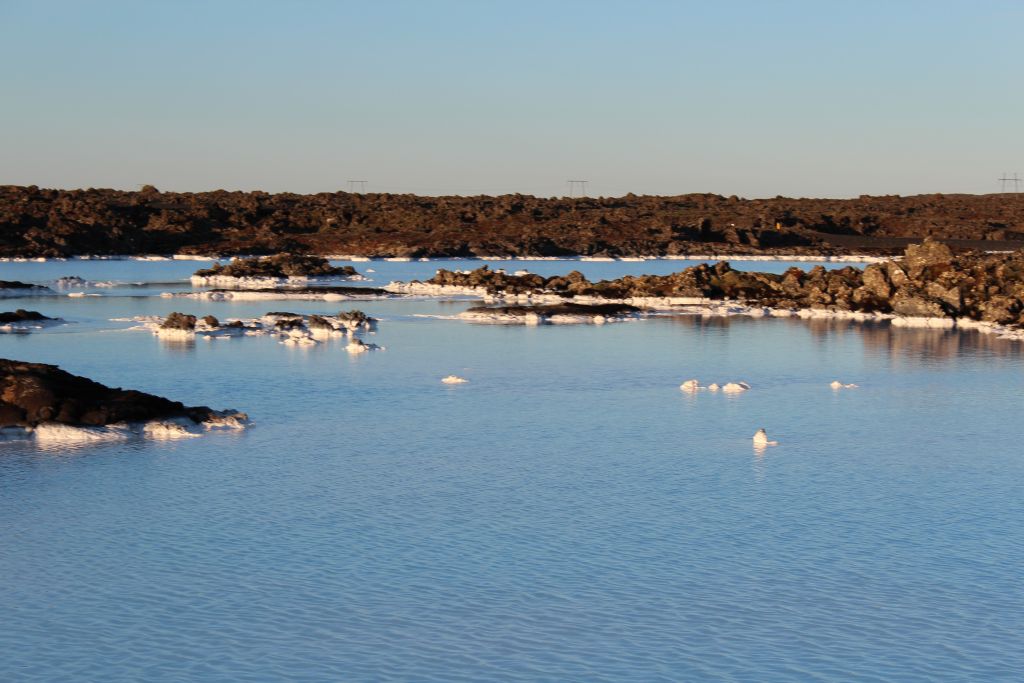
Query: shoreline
xmin=391 ymin=280 xmax=1024 ymax=340
xmin=0 ymin=252 xmax=894 ymax=263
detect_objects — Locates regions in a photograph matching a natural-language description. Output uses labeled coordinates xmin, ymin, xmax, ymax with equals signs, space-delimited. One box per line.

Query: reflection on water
xmin=860 ymin=325 xmax=1023 ymax=363
xmin=667 ymin=312 xmax=1024 ymax=363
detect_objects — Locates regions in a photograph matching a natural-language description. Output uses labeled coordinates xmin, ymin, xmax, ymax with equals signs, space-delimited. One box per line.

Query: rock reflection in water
xmin=668 ymin=312 xmax=1023 ymax=362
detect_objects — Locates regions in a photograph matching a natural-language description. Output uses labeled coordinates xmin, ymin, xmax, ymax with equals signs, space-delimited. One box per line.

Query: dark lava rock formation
xmin=0 ymin=358 xmax=244 ymax=428
xmin=4 ymin=185 xmax=1024 ymax=257
xmin=0 ymin=310 xmax=53 ymax=324
xmin=428 ymin=241 xmax=1024 ymax=326
xmin=194 ymin=253 xmax=359 ymax=279
xmin=1 ymin=280 xmax=53 ymax=294
xmin=160 ymin=312 xmax=197 ymax=331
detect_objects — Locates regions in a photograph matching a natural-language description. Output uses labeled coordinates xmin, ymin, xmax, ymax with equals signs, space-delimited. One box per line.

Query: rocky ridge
xmin=4 ymin=185 xmax=1024 ymax=257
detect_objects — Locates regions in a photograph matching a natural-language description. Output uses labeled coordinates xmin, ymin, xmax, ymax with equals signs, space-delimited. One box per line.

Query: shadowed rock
xmin=160 ymin=312 xmax=197 ymax=330
xmin=0 ymin=310 xmax=53 ymax=324
xmin=0 ymin=358 xmax=246 ymax=428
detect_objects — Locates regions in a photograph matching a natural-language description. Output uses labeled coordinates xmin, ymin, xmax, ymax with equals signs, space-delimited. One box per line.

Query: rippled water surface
xmin=1 ymin=259 xmax=1023 ymax=682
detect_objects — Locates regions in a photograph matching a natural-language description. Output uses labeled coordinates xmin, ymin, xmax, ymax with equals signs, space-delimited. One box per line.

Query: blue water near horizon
xmin=1 ymin=260 xmax=1023 ymax=681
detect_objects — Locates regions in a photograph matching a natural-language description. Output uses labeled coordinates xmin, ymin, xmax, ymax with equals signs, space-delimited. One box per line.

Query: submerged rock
xmin=0 ymin=358 xmax=247 ymax=436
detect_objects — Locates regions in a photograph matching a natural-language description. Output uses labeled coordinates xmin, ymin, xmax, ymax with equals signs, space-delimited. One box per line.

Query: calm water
xmin=1 ymin=259 xmax=1022 ymax=682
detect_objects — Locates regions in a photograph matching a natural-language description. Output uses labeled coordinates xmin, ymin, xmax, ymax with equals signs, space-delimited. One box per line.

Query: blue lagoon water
xmin=1 ymin=259 xmax=1022 ymax=681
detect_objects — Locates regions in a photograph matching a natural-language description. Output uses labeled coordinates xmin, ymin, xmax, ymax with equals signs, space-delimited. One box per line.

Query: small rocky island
xmin=0 ymin=309 xmax=56 ymax=324
xmin=150 ymin=309 xmax=382 ymax=350
xmin=406 ymin=241 xmax=1024 ymax=331
xmin=191 ymin=253 xmax=362 ymax=287
xmin=0 ymin=358 xmax=248 ymax=441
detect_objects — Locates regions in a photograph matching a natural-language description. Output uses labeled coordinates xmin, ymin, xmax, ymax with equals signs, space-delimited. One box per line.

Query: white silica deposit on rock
xmin=172 ymin=289 xmax=394 ymax=302
xmin=753 ymin=429 xmax=779 ymax=447
xmin=3 ymin=411 xmax=249 ymax=446
xmin=679 ymin=379 xmax=702 ymax=392
xmin=190 ymin=273 xmax=369 ymax=288
xmin=346 ymin=339 xmax=384 ymax=354
xmin=681 ymin=379 xmax=749 ymax=393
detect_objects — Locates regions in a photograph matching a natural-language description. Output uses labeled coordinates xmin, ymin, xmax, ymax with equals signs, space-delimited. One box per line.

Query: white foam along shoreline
xmin=0 ymin=318 xmax=68 ymax=333
xmin=166 ymin=289 xmax=398 ymax=302
xmin=189 ymin=273 xmax=368 ymax=288
xmin=384 ymin=281 xmax=1024 ymax=341
xmin=1 ymin=253 xmax=896 ymax=264
xmin=0 ymin=411 xmax=249 ymax=446
xmin=456 ymin=308 xmax=643 ymax=326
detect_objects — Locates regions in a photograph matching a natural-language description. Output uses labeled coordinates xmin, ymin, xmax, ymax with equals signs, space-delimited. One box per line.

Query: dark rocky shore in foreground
xmin=3 ymin=185 xmax=1024 ymax=257
xmin=428 ymin=241 xmax=1024 ymax=327
xmin=0 ymin=359 xmax=245 ymax=429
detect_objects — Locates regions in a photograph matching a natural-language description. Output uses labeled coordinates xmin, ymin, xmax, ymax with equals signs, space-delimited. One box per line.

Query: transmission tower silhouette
xmin=567 ymin=180 xmax=588 ymax=197
xmin=347 ymin=180 xmax=368 ymax=193
xmin=998 ymin=173 xmax=1022 ymax=193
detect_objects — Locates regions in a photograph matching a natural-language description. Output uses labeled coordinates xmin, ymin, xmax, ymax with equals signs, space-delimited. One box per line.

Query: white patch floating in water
xmin=346 ymin=339 xmax=383 ymax=354
xmin=721 ymin=382 xmax=751 ymax=394
xmin=441 ymin=375 xmax=469 ymax=384
xmin=679 ymin=379 xmax=702 ymax=392
xmin=753 ymin=428 xmax=779 ymax=447
xmin=830 ymin=380 xmax=859 ymax=389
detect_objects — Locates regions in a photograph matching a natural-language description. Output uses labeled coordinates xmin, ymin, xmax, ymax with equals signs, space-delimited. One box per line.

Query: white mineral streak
xmin=190 ymin=273 xmax=367 ymax=288
xmin=171 ymin=289 xmax=392 ymax=302
xmin=5 ymin=411 xmax=248 ymax=445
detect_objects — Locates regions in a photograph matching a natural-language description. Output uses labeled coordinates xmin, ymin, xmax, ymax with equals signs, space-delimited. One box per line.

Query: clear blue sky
xmin=2 ymin=0 xmax=1021 ymax=198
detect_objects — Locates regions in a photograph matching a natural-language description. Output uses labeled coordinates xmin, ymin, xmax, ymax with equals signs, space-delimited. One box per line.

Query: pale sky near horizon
xmin=2 ymin=0 xmax=1022 ymax=198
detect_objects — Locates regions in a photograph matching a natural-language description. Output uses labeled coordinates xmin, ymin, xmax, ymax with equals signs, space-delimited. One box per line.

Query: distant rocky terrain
xmin=426 ymin=242 xmax=1024 ymax=326
xmin=3 ymin=185 xmax=1024 ymax=257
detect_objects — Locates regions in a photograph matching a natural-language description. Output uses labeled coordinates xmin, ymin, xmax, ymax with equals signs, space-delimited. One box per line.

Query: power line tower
xmin=567 ymin=180 xmax=588 ymax=197
xmin=347 ymin=180 xmax=368 ymax=193
xmin=998 ymin=173 xmax=1021 ymax=193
